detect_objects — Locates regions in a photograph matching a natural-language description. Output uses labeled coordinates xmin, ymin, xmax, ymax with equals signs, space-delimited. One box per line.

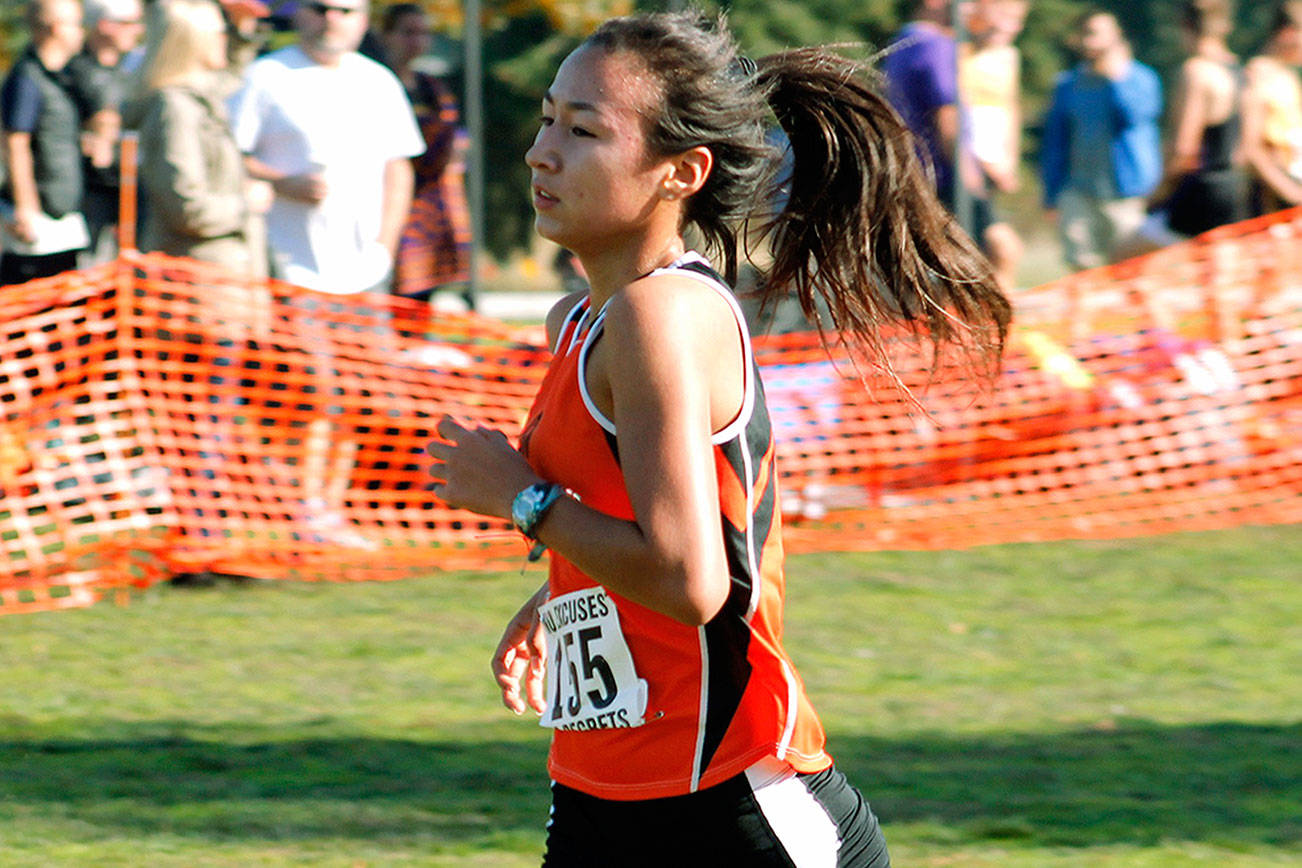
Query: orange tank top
xmin=518 ymin=253 xmax=831 ymax=801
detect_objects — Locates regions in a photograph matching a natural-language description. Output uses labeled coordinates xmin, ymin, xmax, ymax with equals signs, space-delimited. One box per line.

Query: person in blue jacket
xmin=1040 ymin=8 xmax=1162 ymax=270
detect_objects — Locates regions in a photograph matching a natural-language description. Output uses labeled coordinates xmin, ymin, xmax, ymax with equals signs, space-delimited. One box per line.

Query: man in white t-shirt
xmin=230 ymin=0 xmax=424 ymax=293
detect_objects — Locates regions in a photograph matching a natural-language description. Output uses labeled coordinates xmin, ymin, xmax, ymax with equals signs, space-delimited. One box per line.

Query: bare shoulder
xmin=1244 ymin=55 xmax=1277 ymax=86
xmin=1181 ymin=55 xmax=1213 ymax=82
xmin=1182 ymin=55 xmax=1235 ymax=87
xmin=543 ymin=290 xmax=590 ymax=351
xmin=602 ymin=272 xmax=736 ymax=346
xmin=597 ymin=272 xmax=745 ymax=424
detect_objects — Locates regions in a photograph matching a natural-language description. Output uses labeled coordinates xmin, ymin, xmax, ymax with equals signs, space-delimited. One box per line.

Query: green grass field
xmin=1 ymin=525 xmax=1299 ymax=866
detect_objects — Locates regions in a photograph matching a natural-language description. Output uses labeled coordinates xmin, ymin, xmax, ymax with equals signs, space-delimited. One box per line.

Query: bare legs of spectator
xmin=286 ymin=293 xmax=375 ymax=550
xmin=983 ymin=220 xmax=1024 ymax=293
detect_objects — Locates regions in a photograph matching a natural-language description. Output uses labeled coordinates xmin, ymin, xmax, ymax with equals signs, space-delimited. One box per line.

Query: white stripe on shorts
xmin=744 ymin=761 xmax=840 ymax=867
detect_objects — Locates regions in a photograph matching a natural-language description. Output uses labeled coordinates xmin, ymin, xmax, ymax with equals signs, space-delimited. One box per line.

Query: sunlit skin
xmin=196 ymin=4 xmax=229 ymax=72
xmin=296 ymin=0 xmax=368 ymax=65
xmin=1077 ymin=12 xmax=1133 ymax=80
xmin=1242 ymin=13 xmax=1302 ymax=206
xmin=427 ymin=46 xmax=750 ymax=713
xmin=92 ymin=0 xmax=144 ymax=63
xmin=1165 ymin=20 xmax=1237 ymax=180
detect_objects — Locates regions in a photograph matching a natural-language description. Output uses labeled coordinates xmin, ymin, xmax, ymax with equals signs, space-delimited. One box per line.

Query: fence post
xmin=118 ymin=132 xmax=138 ymax=252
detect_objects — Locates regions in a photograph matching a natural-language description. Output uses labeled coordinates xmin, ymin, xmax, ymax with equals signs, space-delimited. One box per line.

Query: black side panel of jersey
xmin=696 ymin=577 xmax=755 ymax=779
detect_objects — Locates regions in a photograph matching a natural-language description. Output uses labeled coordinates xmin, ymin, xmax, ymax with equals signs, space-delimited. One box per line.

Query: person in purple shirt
xmin=883 ymin=0 xmax=1022 ymax=291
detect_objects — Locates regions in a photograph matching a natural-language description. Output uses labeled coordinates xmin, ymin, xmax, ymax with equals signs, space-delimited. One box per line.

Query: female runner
xmin=428 ymin=11 xmax=1010 ymax=865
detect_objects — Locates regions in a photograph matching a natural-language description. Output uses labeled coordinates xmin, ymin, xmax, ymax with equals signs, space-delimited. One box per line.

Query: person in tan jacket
xmin=138 ymin=0 xmax=268 ymax=277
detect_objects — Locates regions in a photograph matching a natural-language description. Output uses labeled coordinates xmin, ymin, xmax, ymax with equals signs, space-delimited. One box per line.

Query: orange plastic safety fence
xmin=2 ymin=212 xmax=1300 ymax=615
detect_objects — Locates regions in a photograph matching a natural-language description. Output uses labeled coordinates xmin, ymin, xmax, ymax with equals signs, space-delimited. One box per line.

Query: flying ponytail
xmin=584 ymin=11 xmax=1011 ymax=383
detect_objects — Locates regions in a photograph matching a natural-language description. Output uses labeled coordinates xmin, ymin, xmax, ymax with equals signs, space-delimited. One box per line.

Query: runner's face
xmin=525 ymin=47 xmax=677 ymax=254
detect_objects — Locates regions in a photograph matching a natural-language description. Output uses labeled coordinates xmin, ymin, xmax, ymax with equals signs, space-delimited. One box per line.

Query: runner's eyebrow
xmin=542 ymin=90 xmax=598 ymax=113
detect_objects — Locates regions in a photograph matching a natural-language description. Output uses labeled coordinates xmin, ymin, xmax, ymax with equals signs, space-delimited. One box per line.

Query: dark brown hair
xmin=1073 ymin=6 xmax=1119 ymax=33
xmin=1272 ymin=0 xmax=1302 ymax=34
xmin=381 ymin=1 xmax=424 ymax=33
xmin=583 ymin=11 xmax=1010 ymax=382
xmin=1183 ymin=0 xmax=1233 ymax=38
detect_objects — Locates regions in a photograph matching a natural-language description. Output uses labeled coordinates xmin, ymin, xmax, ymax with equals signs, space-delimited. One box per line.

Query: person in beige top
xmin=1243 ymin=0 xmax=1302 ymax=214
xmin=960 ymin=0 xmax=1027 ymax=291
xmin=138 ymin=0 xmax=269 ymax=277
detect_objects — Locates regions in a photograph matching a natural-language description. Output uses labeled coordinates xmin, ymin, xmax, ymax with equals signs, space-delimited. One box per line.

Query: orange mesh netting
xmin=2 ymin=211 xmax=1300 ymax=614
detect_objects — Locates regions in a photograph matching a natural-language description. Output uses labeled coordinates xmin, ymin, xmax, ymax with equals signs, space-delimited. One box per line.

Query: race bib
xmin=538 ymin=586 xmax=648 ymax=731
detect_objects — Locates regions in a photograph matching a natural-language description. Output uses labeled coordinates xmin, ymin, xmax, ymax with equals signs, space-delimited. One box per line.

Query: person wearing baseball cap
xmin=66 ymin=0 xmax=144 ymax=264
xmin=216 ymin=0 xmax=270 ymax=85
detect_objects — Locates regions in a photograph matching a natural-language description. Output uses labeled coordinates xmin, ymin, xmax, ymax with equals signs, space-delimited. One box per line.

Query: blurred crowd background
xmin=1 ymin=0 xmax=1301 ymax=297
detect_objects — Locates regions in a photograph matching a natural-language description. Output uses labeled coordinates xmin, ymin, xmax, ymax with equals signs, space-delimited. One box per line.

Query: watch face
xmin=513 ymin=484 xmax=544 ymax=530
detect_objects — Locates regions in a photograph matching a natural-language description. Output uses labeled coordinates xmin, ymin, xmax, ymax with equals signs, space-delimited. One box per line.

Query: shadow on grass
xmin=836 ymin=720 xmax=1302 ymax=849
xmin=0 ymin=720 xmax=1298 ymax=850
xmin=0 ymin=728 xmax=550 ymax=844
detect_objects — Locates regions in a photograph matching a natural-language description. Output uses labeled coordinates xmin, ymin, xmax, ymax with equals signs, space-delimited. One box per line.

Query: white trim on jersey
xmin=576 ymin=305 xmax=617 ymax=435
xmin=690 ymin=626 xmax=711 ymax=793
xmin=654 ymin=253 xmax=758 ymax=446
xmin=776 ymin=658 xmax=799 ymax=761
xmin=571 ymin=252 xmax=757 ymax=444
xmin=740 ymin=431 xmax=762 ymax=620
xmin=558 ymin=297 xmax=591 ymax=355
xmin=744 ymin=765 xmax=842 ymax=867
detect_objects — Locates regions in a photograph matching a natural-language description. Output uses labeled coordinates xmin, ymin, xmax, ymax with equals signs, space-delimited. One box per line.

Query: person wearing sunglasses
xmin=229 ymin=0 xmax=423 ymax=294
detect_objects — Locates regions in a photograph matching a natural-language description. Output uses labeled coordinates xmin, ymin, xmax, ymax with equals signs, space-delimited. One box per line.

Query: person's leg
xmin=546 ymin=767 xmax=890 ymax=866
xmin=1100 ymin=196 xmax=1149 ymax=264
xmin=1056 ymin=189 xmax=1105 ymax=272
xmin=78 ymin=186 xmax=120 ymax=267
xmin=982 ymin=221 xmax=1023 ymax=293
xmin=0 ymin=253 xmax=24 ymax=285
xmin=1 ymin=250 xmax=81 ymax=284
xmin=541 ymin=782 xmax=611 ymax=868
xmin=741 ymin=764 xmax=891 ymax=867
xmin=984 ymin=221 xmax=1023 ymax=291
xmin=791 ymin=766 xmax=891 ymax=867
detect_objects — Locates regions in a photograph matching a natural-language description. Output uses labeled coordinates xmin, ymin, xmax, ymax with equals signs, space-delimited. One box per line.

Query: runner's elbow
xmin=657 ymin=561 xmax=729 ymax=626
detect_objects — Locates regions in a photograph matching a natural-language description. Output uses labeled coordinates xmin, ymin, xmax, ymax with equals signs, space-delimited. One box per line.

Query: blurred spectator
xmin=960 ymin=0 xmax=1027 ymax=291
xmin=138 ymin=0 xmax=268 ymax=277
xmin=379 ymin=2 xmax=471 ymax=302
xmin=1 ymin=0 xmax=89 ymax=285
xmin=1242 ymin=0 xmax=1302 ymax=215
xmin=229 ymin=0 xmax=424 ymax=294
xmin=66 ymin=0 xmax=142 ymax=264
xmin=216 ymin=0 xmax=270 ymax=92
xmin=884 ymin=0 xmax=1021 ymax=291
xmin=1146 ymin=0 xmax=1249 ymax=242
xmin=1040 ymin=9 xmax=1163 ymax=270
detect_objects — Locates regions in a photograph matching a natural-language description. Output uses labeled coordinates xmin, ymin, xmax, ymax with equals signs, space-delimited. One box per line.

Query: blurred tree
xmin=1 ymin=4 xmax=24 ymax=69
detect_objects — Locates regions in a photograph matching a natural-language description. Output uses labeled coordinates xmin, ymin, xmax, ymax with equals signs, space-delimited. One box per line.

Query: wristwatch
xmin=511 ymin=482 xmax=564 ymax=540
